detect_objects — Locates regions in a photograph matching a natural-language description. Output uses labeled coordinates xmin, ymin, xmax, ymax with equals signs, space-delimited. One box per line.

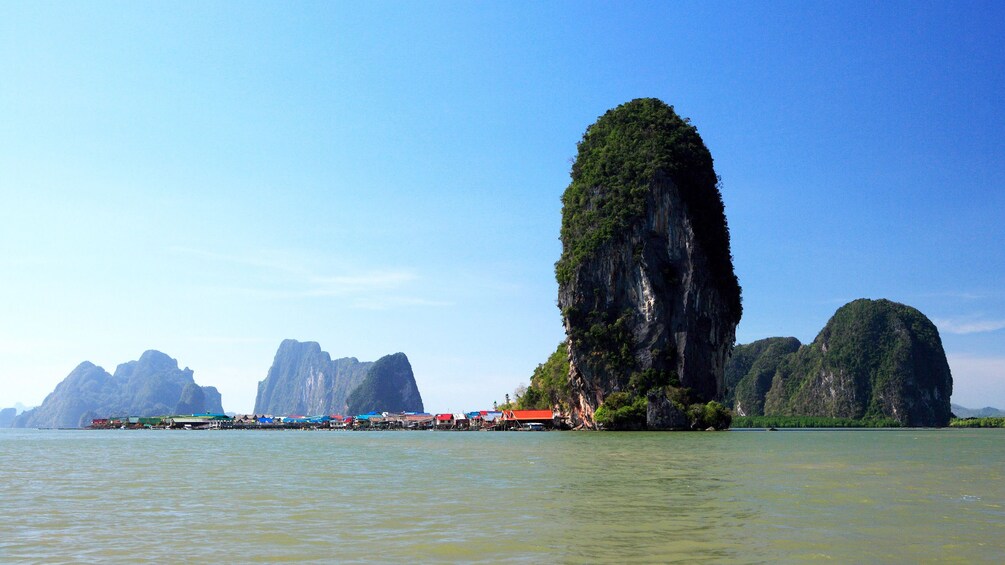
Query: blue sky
xmin=2 ymin=1 xmax=1003 ymax=413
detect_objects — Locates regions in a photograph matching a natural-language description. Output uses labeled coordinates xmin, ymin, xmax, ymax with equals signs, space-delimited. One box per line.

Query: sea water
xmin=1 ymin=428 xmax=1002 ymax=563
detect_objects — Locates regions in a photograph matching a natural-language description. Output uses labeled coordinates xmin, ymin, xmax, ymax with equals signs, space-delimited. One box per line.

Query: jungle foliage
xmin=731 ymin=299 xmax=952 ymax=427
xmin=594 ymin=391 xmax=648 ymax=430
xmin=555 ymin=98 xmax=740 ymax=317
xmin=731 ymin=415 xmax=902 ymax=428
xmin=949 ymin=417 xmax=1005 ymax=428
xmin=518 ymin=342 xmax=572 ymax=411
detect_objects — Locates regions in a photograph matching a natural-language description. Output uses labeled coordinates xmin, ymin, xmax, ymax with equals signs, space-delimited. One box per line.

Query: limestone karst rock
xmin=724 ymin=337 xmax=802 ymax=417
xmin=730 ymin=299 xmax=953 ymax=426
xmin=253 ymin=340 xmax=372 ymax=416
xmin=0 ymin=407 xmax=16 ymax=428
xmin=13 ymin=350 xmax=224 ymax=428
xmin=345 ymin=353 xmax=424 ymax=415
xmin=556 ymin=98 xmax=742 ymax=428
xmin=254 ymin=340 xmax=423 ymax=416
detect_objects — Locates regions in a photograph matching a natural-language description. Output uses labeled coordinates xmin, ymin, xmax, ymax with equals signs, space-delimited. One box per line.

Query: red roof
xmin=504 ymin=410 xmax=554 ymax=420
xmin=435 ymin=413 xmax=454 ymax=421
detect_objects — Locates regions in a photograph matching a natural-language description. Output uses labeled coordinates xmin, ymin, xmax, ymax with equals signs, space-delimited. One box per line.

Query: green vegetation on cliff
xmin=725 ymin=337 xmax=801 ymax=416
xmin=594 ymin=392 xmax=647 ymax=430
xmin=555 ymin=98 xmax=743 ymax=430
xmin=562 ymin=307 xmax=638 ymax=384
xmin=726 ymin=299 xmax=953 ymax=427
xmin=517 ymin=343 xmax=572 ymax=411
xmin=555 ymin=98 xmax=740 ymax=316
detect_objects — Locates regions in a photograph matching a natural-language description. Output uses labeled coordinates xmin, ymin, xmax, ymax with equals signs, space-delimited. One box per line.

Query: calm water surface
xmin=1 ymin=428 xmax=1002 ymax=563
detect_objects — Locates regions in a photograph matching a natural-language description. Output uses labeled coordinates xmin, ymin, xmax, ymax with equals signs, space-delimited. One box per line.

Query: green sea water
xmin=1 ymin=428 xmax=1002 ymax=563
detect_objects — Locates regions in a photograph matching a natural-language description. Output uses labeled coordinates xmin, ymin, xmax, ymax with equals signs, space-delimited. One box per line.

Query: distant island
xmin=509 ymin=98 xmax=960 ymax=430
xmin=13 ymin=350 xmax=223 ymax=428
xmin=725 ymin=299 xmax=953 ymax=427
xmin=254 ymin=339 xmax=423 ymax=416
xmin=7 ymin=340 xmax=427 ymax=429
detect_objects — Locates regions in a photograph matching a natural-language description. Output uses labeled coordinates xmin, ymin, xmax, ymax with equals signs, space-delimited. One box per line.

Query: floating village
xmin=87 ymin=409 xmax=564 ymax=431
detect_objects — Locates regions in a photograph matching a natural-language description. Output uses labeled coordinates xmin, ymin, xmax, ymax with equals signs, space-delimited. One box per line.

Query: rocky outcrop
xmin=724 ymin=337 xmax=801 ymax=417
xmin=730 ymin=299 xmax=953 ymax=426
xmin=254 ymin=340 xmax=373 ymax=415
xmin=345 ymin=353 xmax=424 ymax=415
xmin=13 ymin=351 xmax=225 ymax=428
xmin=0 ymin=407 xmax=16 ymax=428
xmin=556 ymin=98 xmax=742 ymax=428
xmin=645 ymin=390 xmax=688 ymax=430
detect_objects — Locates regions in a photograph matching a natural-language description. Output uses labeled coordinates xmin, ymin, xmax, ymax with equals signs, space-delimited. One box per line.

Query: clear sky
xmin=2 ymin=1 xmax=1003 ymax=414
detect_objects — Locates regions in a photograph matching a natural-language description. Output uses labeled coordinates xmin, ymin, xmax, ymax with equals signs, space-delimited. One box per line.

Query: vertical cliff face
xmin=557 ymin=99 xmax=742 ymax=428
xmin=253 ymin=339 xmax=372 ymax=415
xmin=254 ymin=341 xmax=426 ymax=416
xmin=174 ymin=383 xmax=224 ymax=415
xmin=200 ymin=386 xmax=224 ymax=414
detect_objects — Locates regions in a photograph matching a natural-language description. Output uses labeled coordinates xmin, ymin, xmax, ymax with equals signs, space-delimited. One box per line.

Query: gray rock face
xmin=645 ymin=390 xmax=688 ymax=430
xmin=557 ymin=99 xmax=742 ymax=428
xmin=201 ymin=386 xmax=224 ymax=414
xmin=253 ymin=340 xmax=373 ymax=415
xmin=13 ymin=351 xmax=224 ymax=428
xmin=0 ymin=407 xmax=16 ymax=428
xmin=346 ymin=353 xmax=424 ymax=415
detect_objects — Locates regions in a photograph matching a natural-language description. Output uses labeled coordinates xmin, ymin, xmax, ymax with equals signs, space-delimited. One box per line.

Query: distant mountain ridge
xmin=254 ymin=340 xmax=423 ymax=415
xmin=952 ymin=404 xmax=1005 ymax=418
xmin=13 ymin=350 xmax=224 ymax=428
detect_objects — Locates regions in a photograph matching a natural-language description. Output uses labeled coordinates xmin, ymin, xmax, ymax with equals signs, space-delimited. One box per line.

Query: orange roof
xmin=505 ymin=410 xmax=553 ymax=420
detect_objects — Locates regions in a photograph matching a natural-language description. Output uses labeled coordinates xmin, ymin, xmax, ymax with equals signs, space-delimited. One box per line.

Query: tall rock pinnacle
xmin=557 ymin=98 xmax=742 ymax=428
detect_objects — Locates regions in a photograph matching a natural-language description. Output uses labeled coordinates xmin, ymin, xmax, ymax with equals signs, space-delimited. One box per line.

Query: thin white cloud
xmin=306 ymin=271 xmax=419 ymax=296
xmin=166 ymin=246 xmax=446 ymax=308
xmin=934 ymin=317 xmax=1005 ymax=335
xmin=349 ymin=296 xmax=454 ymax=311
